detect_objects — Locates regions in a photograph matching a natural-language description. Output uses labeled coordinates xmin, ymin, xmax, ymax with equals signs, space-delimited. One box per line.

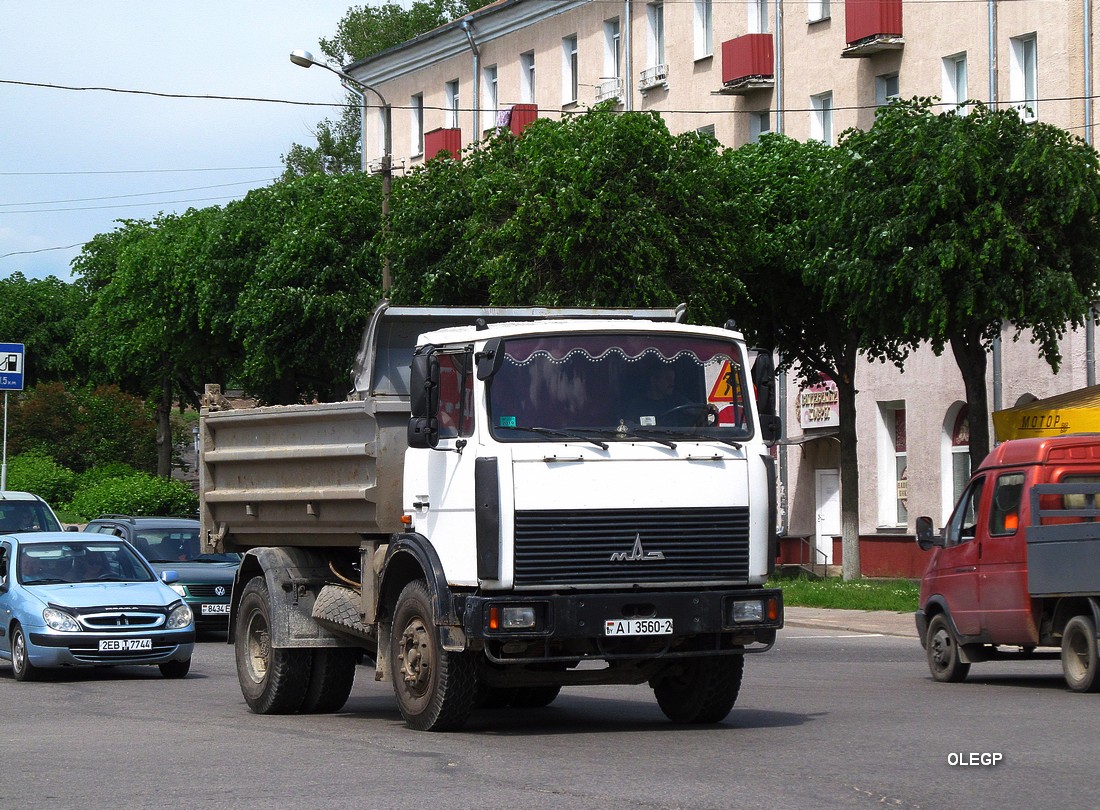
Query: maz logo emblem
xmin=610 ymin=534 xmax=666 ymax=562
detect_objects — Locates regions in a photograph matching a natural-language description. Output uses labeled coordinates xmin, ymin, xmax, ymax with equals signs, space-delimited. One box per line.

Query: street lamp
xmin=291 ymin=49 xmax=393 ymax=294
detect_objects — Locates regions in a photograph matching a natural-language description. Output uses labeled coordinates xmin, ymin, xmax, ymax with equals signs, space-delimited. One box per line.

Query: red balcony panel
xmin=721 ymin=34 xmax=774 ymax=85
xmin=508 ymin=103 xmax=538 ymax=135
xmin=845 ymin=0 xmax=903 ymax=45
xmin=424 ymin=128 xmax=462 ymax=161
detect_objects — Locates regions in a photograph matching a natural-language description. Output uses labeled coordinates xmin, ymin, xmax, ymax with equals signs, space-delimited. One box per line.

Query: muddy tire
xmin=236 ymin=576 xmax=312 ymax=714
xmin=926 ymin=614 xmax=970 ymax=683
xmin=1061 ymin=614 xmax=1100 ymax=693
xmin=300 ymin=648 xmax=358 ymax=713
xmin=390 ymin=579 xmax=477 ymax=731
xmin=11 ymin=624 xmax=39 ymax=682
xmin=652 ymin=655 xmax=744 ymax=724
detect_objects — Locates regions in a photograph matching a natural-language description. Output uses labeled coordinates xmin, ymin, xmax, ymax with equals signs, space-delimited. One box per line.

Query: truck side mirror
xmin=476 ymin=338 xmax=505 ymax=381
xmin=915 ymin=515 xmax=942 ymax=550
xmin=758 ymin=414 xmax=782 ymax=444
xmin=410 ymin=349 xmax=440 ymax=419
xmin=751 ymin=351 xmax=776 ymax=416
xmin=408 ymin=416 xmax=439 ymax=449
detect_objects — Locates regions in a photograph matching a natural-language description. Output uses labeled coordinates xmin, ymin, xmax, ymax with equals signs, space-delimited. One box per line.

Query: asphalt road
xmin=0 ymin=624 xmax=1094 ymax=810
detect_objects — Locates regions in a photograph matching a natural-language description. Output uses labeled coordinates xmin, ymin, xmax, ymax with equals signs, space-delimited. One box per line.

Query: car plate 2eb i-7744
xmin=98 ymin=638 xmax=153 ymax=651
xmin=604 ymin=618 xmax=673 ymax=636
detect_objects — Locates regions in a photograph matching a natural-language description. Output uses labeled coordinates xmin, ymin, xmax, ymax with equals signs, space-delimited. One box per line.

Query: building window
xmin=876 ymin=73 xmax=899 ymax=107
xmin=879 ymin=402 xmax=907 ymax=527
xmin=750 ymin=0 xmax=769 ymax=34
xmin=520 ymin=51 xmax=536 ymax=104
xmin=944 ymin=404 xmax=971 ymax=523
xmin=1010 ymin=33 xmax=1038 ymax=121
xmin=694 ymin=0 xmax=713 ymax=59
xmin=942 ymin=53 xmax=968 ymax=113
xmin=562 ymin=35 xmax=579 ymax=104
xmin=648 ymin=2 xmax=665 ymax=67
xmin=750 ymin=111 xmax=771 ymax=143
xmin=811 ymin=92 xmax=833 ymax=145
xmin=808 ymin=0 xmax=830 ymax=22
xmin=411 ymin=93 xmax=424 ymax=156
xmin=445 ymin=79 xmax=460 ymax=129
xmin=483 ymin=65 xmax=498 ymax=134
xmin=604 ymin=18 xmax=621 ymax=78
xmin=695 ymin=123 xmax=716 ymax=138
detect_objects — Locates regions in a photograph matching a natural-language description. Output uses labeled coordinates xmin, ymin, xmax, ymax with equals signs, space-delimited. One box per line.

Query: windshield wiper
xmin=503 ymin=425 xmax=608 ymax=450
xmin=662 ymin=430 xmax=743 ymax=449
xmin=611 ymin=425 xmax=677 ymax=449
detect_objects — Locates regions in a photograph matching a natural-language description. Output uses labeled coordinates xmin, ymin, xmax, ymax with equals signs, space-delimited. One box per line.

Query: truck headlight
xmin=43 ymin=607 xmax=81 ymax=632
xmin=487 ymin=604 xmax=540 ymax=631
xmin=729 ymin=599 xmax=764 ymax=624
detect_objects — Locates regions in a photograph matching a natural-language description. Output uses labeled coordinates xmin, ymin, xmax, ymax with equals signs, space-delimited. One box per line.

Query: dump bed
xmin=1025 ymin=483 xmax=1100 ymax=596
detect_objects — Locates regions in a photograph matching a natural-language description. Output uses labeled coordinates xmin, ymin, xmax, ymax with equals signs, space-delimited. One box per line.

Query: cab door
xmin=930 ymin=475 xmax=987 ymax=636
xmin=977 ymin=471 xmax=1035 ymax=643
xmin=0 ymin=540 xmax=13 ymax=656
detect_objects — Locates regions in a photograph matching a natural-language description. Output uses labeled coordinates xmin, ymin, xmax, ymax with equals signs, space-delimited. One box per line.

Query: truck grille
xmin=513 ymin=507 xmax=750 ymax=586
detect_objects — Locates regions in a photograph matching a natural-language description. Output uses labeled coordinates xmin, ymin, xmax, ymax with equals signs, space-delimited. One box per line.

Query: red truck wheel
xmin=1061 ymin=615 xmax=1100 ymax=693
xmin=926 ymin=614 xmax=970 ymax=683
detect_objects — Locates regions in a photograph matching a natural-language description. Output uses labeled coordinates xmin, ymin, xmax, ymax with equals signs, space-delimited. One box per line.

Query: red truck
xmin=915 ymin=434 xmax=1100 ymax=692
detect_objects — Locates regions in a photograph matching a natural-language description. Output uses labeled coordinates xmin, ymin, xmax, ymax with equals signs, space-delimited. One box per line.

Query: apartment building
xmin=346 ymin=0 xmax=1099 ymax=575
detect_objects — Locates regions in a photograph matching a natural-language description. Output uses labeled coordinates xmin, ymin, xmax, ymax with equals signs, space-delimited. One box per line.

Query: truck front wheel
xmin=390 ymin=579 xmax=478 ymax=731
xmin=236 ymin=576 xmax=312 ymax=714
xmin=1061 ymin=615 xmax=1100 ymax=693
xmin=926 ymin=614 xmax=970 ymax=683
xmin=651 ymin=655 xmax=744 ymax=724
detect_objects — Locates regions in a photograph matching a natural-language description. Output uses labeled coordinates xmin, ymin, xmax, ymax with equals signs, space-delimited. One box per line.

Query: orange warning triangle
xmin=708 ymin=360 xmax=735 ymax=402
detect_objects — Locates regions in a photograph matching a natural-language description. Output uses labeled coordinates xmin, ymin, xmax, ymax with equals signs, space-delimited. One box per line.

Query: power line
xmin=0 ymin=79 xmax=342 ymax=107
xmin=0 ymin=166 xmax=279 ymax=177
xmin=4 ymin=193 xmax=257 ymax=215
xmin=0 ymin=243 xmax=85 ymax=260
xmin=0 ymin=180 xmax=276 ymax=208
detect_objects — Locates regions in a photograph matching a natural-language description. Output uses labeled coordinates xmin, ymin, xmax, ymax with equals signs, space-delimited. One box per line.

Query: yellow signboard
xmin=992 ymin=385 xmax=1100 ymax=441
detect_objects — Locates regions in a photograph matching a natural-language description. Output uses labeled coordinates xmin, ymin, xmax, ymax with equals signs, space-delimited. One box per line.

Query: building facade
xmin=346 ymin=0 xmax=1099 ymax=575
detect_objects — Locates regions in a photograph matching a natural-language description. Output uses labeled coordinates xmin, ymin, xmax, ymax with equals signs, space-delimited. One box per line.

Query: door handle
xmin=954 ymin=566 xmax=977 ymax=573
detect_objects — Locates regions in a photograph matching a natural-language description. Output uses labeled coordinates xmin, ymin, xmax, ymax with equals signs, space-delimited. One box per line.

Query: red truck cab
xmin=916 ymin=435 xmax=1100 ymax=689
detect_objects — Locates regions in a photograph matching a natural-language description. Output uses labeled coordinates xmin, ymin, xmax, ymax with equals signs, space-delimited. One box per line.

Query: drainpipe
xmin=624 ymin=0 xmax=634 ymax=111
xmin=989 ymin=0 xmax=1003 ymax=421
xmin=460 ymin=19 xmax=481 ymax=140
xmin=1086 ymin=0 xmax=1096 ymax=386
xmin=775 ymin=0 xmax=784 ymax=134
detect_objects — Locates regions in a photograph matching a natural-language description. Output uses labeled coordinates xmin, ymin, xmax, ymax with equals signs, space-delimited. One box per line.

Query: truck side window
xmin=947 ymin=477 xmax=985 ymax=545
xmin=989 ymin=473 xmax=1025 ymax=536
xmin=435 ymin=351 xmax=474 ymax=440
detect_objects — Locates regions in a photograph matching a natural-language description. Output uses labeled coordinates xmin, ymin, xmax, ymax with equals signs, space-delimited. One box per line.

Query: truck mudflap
xmin=458 ymin=588 xmax=783 ymax=665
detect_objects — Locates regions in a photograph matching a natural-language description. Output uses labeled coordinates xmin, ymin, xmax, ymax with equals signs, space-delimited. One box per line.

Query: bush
xmin=75 ymin=462 xmax=139 ymax=492
xmin=66 ymin=473 xmax=198 ymax=521
xmin=5 ymin=451 xmax=77 ymax=505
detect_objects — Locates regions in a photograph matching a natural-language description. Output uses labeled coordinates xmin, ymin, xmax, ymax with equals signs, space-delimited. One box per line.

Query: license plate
xmin=201 ymin=604 xmax=231 ymax=615
xmin=604 ymin=618 xmax=673 ymax=636
xmin=99 ymin=638 xmax=152 ymax=651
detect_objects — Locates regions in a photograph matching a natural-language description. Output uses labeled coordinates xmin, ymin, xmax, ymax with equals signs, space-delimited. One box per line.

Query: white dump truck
xmin=200 ymin=302 xmax=783 ymax=730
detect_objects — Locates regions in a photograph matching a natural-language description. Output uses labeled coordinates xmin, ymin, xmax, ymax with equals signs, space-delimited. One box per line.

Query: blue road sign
xmin=0 ymin=343 xmax=25 ymax=391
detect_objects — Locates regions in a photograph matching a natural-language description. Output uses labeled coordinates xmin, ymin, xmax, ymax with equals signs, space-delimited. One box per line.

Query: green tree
xmin=839 ymin=99 xmax=1100 ymax=466
xmin=0 ymin=272 xmax=88 ymax=386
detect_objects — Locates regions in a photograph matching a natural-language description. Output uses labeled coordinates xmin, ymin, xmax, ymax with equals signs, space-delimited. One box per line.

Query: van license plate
xmin=99 ymin=638 xmax=152 ymax=651
xmin=604 ymin=618 xmax=673 ymax=636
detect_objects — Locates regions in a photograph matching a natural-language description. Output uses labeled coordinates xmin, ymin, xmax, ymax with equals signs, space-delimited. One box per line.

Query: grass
xmin=767 ymin=575 xmax=920 ymax=613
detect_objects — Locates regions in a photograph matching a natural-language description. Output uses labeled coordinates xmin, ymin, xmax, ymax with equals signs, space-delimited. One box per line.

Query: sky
xmin=1 ymin=1 xmax=362 ymax=281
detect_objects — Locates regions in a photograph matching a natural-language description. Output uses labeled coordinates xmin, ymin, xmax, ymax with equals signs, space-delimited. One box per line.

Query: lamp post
xmin=290 ymin=49 xmax=393 ymax=294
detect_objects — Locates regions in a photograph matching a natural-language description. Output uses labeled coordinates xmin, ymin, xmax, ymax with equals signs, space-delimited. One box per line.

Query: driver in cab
xmin=629 ymin=363 xmax=694 ymax=426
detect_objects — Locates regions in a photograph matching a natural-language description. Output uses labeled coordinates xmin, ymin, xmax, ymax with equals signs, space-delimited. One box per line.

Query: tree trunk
xmin=156 ymin=374 xmax=173 ymax=478
xmin=835 ymin=367 xmax=861 ymax=580
xmin=950 ymin=333 xmax=991 ymax=470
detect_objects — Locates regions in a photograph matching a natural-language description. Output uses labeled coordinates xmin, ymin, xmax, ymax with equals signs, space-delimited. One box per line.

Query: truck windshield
xmin=487 ymin=333 xmax=752 ymax=443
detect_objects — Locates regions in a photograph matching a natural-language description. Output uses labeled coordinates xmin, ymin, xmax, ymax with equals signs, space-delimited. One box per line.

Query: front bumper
xmin=28 ymin=629 xmax=195 ymax=667
xmin=458 ymin=587 xmax=783 ymax=664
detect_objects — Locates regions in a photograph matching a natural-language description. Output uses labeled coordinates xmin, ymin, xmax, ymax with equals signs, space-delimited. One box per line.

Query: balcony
xmin=495 ymin=103 xmax=538 ymax=135
xmin=719 ymin=34 xmax=774 ymax=95
xmin=842 ymin=0 xmax=903 ymax=57
xmin=424 ymin=128 xmax=461 ymax=161
xmin=594 ymin=77 xmax=625 ymax=105
xmin=638 ymin=64 xmax=669 ymax=92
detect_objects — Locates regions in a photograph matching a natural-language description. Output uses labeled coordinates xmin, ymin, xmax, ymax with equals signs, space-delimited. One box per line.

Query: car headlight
xmin=169 ymin=584 xmax=187 ymax=597
xmin=167 ymin=603 xmax=193 ymax=630
xmin=43 ymin=607 xmax=82 ymax=632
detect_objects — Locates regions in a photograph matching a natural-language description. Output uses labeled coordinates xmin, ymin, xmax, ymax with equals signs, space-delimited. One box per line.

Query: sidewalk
xmin=784 ymin=606 xmax=919 ymax=638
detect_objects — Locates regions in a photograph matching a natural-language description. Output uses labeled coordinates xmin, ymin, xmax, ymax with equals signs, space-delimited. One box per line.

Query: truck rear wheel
xmin=390 ymin=579 xmax=477 ymax=731
xmin=236 ymin=576 xmax=312 ymax=714
xmin=926 ymin=614 xmax=970 ymax=683
xmin=300 ymin=648 xmax=358 ymax=713
xmin=1061 ymin=615 xmax=1100 ymax=693
xmin=652 ymin=655 xmax=744 ymax=724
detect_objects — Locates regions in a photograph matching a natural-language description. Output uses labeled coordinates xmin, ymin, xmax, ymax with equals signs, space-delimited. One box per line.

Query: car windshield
xmin=132 ymin=528 xmax=239 ymax=564
xmin=0 ymin=501 xmax=61 ymax=533
xmin=487 ymin=333 xmax=753 ymax=442
xmin=18 ymin=542 xmax=155 ymax=585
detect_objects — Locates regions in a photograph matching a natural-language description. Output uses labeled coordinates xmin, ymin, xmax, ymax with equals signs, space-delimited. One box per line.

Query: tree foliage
xmin=0 ymin=272 xmax=88 ymax=386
